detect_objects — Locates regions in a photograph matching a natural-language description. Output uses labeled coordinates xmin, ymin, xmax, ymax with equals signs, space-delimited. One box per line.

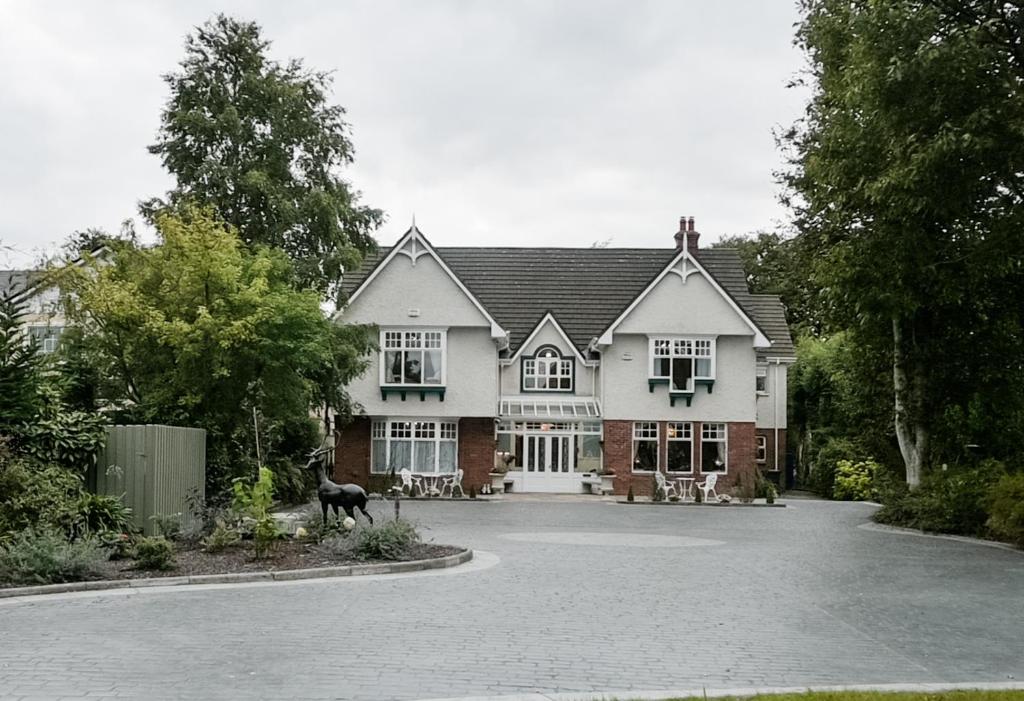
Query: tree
xmin=57 ymin=207 xmax=374 ymax=494
xmin=783 ymin=0 xmax=1024 ymax=486
xmin=711 ymin=232 xmax=820 ymax=333
xmin=0 ymin=295 xmax=42 ymax=431
xmin=146 ymin=15 xmax=383 ymax=301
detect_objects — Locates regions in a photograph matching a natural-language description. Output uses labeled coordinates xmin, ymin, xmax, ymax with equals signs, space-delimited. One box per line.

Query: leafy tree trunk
xmin=892 ymin=317 xmax=928 ymax=488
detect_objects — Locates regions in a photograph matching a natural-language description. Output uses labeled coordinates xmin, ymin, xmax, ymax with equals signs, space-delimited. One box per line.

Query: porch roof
xmin=499 ymin=396 xmax=602 ymax=419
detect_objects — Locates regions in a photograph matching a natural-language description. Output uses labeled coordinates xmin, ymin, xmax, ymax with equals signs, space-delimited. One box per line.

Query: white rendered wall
xmin=601 ymin=334 xmax=756 ymax=422
xmin=615 ymin=270 xmax=753 ymax=337
xmin=755 ymin=362 xmax=789 ymax=429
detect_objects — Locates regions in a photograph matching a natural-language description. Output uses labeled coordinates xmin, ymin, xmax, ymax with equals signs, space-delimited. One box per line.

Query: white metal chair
xmin=399 ymin=468 xmax=425 ymax=497
xmin=696 ymin=472 xmax=719 ymax=502
xmin=654 ymin=471 xmax=681 ymax=500
xmin=439 ymin=469 xmax=465 ymax=498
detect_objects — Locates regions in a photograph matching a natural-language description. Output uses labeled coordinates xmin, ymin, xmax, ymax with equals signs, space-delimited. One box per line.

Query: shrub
xmin=986 ymin=472 xmax=1024 ymax=547
xmin=806 ymin=436 xmax=864 ymax=498
xmin=133 ymin=536 xmax=175 ymax=571
xmin=732 ymin=471 xmax=757 ymax=503
xmin=201 ymin=520 xmax=242 ymax=553
xmin=73 ymin=493 xmax=134 ymax=538
xmin=0 ymin=528 xmax=107 ymax=585
xmin=150 ymin=512 xmax=183 ymax=540
xmin=833 ymin=459 xmax=883 ymax=501
xmin=319 ymin=519 xmax=420 ymax=561
xmin=232 ymin=466 xmax=283 ymax=558
xmin=97 ymin=530 xmax=134 ymax=560
xmin=875 ymin=462 xmax=1004 ymax=536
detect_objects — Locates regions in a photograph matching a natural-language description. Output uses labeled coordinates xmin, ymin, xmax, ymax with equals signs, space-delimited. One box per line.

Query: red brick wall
xmin=755 ymin=428 xmax=787 ymax=474
xmin=458 ymin=417 xmax=495 ymax=494
xmin=334 ymin=416 xmax=371 ymax=486
xmin=603 ymin=420 xmax=757 ymax=496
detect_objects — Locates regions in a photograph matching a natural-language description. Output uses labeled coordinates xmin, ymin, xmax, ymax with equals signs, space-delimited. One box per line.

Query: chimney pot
xmin=688 ymin=216 xmax=695 ymax=232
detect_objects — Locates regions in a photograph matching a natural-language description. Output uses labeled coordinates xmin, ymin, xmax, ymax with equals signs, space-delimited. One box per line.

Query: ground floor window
xmin=371 ymin=419 xmax=457 ymax=473
xmin=700 ymin=423 xmax=727 ymax=472
xmin=632 ymin=422 xmax=658 ymax=472
xmin=666 ymin=422 xmax=693 ymax=473
xmin=756 ymin=435 xmax=767 ymax=463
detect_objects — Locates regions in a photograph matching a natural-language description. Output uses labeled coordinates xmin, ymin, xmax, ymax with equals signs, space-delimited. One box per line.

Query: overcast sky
xmin=0 ymin=1 xmax=807 ymax=268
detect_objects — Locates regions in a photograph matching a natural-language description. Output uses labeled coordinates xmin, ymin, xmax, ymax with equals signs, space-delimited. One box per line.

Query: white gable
xmin=598 ymin=251 xmax=769 ymax=346
xmin=337 ymin=227 xmax=504 ymax=335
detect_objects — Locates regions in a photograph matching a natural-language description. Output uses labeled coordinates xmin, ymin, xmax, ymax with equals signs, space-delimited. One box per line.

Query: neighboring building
xmin=0 ymin=247 xmax=110 ymax=354
xmin=333 ymin=217 xmax=794 ymax=496
xmin=0 ymin=269 xmax=65 ymax=353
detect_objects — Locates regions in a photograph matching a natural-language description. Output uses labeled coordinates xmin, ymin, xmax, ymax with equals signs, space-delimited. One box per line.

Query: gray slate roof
xmin=341 ymin=246 xmax=794 ymax=357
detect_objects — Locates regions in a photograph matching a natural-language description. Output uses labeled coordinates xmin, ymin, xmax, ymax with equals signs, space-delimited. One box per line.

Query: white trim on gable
xmin=501 ymin=313 xmax=591 ymax=366
xmin=335 ymin=226 xmax=507 ymax=339
xmin=596 ymin=249 xmax=771 ymax=348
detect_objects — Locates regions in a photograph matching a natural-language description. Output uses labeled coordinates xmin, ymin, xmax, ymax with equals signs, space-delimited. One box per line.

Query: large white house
xmin=333 ymin=217 xmax=793 ymax=496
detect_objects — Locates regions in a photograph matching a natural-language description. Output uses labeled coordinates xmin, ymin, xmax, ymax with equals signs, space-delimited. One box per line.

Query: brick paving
xmin=1 ymin=498 xmax=1022 ymax=700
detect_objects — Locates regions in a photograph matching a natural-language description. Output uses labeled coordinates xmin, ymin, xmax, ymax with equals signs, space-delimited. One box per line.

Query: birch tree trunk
xmin=893 ymin=316 xmax=927 ymax=487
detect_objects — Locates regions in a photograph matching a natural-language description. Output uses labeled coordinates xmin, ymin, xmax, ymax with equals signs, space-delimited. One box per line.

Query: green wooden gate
xmin=89 ymin=425 xmax=206 ymax=535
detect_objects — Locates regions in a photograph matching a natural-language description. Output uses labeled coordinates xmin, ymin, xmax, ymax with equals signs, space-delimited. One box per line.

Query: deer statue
xmin=305 ymin=444 xmax=374 ymax=526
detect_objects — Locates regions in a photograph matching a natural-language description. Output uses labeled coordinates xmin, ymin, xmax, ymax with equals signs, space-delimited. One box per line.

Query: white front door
xmin=522 ymin=434 xmax=578 ymax=492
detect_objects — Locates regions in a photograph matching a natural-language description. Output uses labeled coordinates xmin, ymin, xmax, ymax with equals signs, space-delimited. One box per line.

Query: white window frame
xmin=522 ymin=345 xmax=573 ymax=392
xmin=370 ymin=419 xmax=458 ymax=474
xmin=756 ymin=364 xmax=768 ymax=395
xmin=700 ymin=423 xmax=728 ymax=474
xmin=666 ymin=422 xmax=694 ymax=474
xmin=756 ymin=435 xmax=767 ymax=463
xmin=649 ymin=336 xmax=716 ymax=392
xmin=632 ymin=422 xmax=659 ymax=473
xmin=380 ymin=329 xmax=447 ymax=387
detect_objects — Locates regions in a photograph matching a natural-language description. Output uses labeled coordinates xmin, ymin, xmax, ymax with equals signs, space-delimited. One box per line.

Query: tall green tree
xmin=0 ymin=295 xmax=42 ymax=431
xmin=147 ymin=14 xmax=383 ymax=301
xmin=711 ymin=232 xmax=820 ymax=333
xmin=58 ymin=207 xmax=374 ymax=494
xmin=784 ymin=0 xmax=1024 ymax=486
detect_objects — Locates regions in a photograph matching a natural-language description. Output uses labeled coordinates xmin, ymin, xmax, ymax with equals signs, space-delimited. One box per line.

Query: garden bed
xmin=0 ymin=540 xmax=462 ymax=589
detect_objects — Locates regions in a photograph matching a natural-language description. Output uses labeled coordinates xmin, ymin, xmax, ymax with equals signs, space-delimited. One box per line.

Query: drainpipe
xmin=772 ymin=358 xmax=780 ymax=473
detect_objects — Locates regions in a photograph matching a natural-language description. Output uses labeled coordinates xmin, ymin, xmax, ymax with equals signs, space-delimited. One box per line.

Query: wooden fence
xmin=89 ymin=424 xmax=206 ymax=536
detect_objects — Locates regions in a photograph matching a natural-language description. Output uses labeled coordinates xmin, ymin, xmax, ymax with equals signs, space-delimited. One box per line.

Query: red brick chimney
xmin=673 ymin=216 xmax=700 ymax=254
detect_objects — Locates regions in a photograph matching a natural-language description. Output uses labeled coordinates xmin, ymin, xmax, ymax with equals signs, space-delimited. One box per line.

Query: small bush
xmin=232 ymin=466 xmax=283 ymax=558
xmin=986 ymin=472 xmax=1024 ymax=547
xmin=201 ymin=520 xmax=242 ymax=553
xmin=732 ymin=471 xmax=757 ymax=503
xmin=149 ymin=513 xmax=183 ymax=540
xmin=807 ymin=436 xmax=862 ymax=498
xmin=319 ymin=519 xmax=420 ymax=561
xmin=97 ymin=530 xmax=134 ymax=560
xmin=73 ymin=493 xmax=134 ymax=538
xmin=0 ymin=460 xmax=84 ymax=540
xmin=833 ymin=459 xmax=883 ymax=501
xmin=133 ymin=536 xmax=175 ymax=571
xmin=627 ymin=485 xmax=635 ymax=502
xmin=0 ymin=528 xmax=107 ymax=585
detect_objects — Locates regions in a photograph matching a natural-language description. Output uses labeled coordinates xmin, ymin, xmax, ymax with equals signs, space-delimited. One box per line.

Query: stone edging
xmin=858 ymin=522 xmax=1023 ymax=554
xmin=617 ymin=500 xmax=787 ymax=508
xmin=0 ymin=547 xmax=473 ymax=599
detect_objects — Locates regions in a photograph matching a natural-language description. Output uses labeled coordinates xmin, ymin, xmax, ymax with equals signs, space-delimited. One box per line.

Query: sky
xmin=0 ymin=1 xmax=808 ymax=268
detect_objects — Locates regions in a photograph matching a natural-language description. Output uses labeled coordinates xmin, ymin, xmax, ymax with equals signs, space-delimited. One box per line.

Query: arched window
xmin=522 ymin=345 xmax=573 ymax=392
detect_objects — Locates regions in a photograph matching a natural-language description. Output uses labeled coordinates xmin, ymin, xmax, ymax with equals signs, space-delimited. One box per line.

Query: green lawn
xmin=656 ymin=692 xmax=1024 ymax=701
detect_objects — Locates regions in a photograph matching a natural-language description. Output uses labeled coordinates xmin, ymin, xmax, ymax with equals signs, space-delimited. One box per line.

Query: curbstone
xmin=0 ymin=548 xmax=474 ymax=599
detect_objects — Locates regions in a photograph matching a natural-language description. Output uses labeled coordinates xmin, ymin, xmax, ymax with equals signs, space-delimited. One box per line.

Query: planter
xmin=600 ymin=473 xmax=616 ymax=494
xmin=489 ymin=472 xmax=508 ymax=494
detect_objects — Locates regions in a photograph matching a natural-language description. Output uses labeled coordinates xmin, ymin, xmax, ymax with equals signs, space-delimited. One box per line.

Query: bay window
xmin=382 ymin=330 xmax=445 ymax=386
xmin=370 ymin=419 xmax=458 ymax=473
xmin=650 ymin=337 xmax=715 ymax=391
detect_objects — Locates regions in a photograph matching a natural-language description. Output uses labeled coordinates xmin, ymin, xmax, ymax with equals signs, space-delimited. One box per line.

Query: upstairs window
xmin=650 ymin=337 xmax=715 ymax=391
xmin=756 ymin=365 xmax=768 ymax=394
xmin=522 ymin=345 xmax=573 ymax=392
xmin=382 ymin=330 xmax=445 ymax=386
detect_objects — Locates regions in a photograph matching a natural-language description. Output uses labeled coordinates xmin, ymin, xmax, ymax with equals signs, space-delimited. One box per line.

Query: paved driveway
xmin=1 ymin=498 xmax=1022 ymax=700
